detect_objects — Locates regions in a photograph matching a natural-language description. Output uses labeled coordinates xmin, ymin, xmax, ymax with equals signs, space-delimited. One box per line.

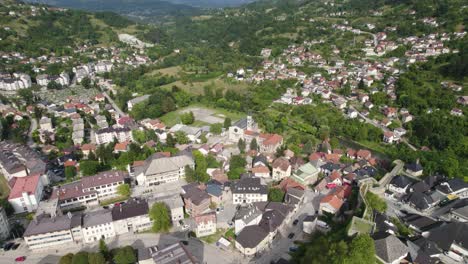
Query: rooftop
xmin=9 ymin=174 xmax=41 ymax=199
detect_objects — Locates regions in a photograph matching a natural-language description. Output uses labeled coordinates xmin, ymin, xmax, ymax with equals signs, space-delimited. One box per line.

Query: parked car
xmin=292 ymin=219 xmax=299 ymax=226
xmin=102 ymin=206 xmax=109 ymax=209
xmin=4 ymin=242 xmax=14 ymax=251
xmin=288 ymin=233 xmax=295 ymax=239
xmin=11 ymin=243 xmax=20 ymax=250
xmin=289 ymin=246 xmax=298 ymax=252
xmin=15 ymin=256 xmax=26 ymax=262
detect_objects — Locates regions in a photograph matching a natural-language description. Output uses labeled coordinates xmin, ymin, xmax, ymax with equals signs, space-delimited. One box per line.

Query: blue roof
xmin=206 ymin=184 xmax=223 ymax=197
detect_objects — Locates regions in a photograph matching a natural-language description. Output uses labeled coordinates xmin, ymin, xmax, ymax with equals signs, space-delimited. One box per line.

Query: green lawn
xmin=160 ymin=103 xmax=243 ymax=127
xmin=99 ymin=195 xmax=129 ymax=206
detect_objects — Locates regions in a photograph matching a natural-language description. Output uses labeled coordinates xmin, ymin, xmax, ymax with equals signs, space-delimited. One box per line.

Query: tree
xmin=71 ymin=252 xmax=89 ymax=264
xmin=79 ymin=160 xmax=99 ymax=176
xmin=346 ymin=234 xmax=375 ymax=264
xmin=59 ymin=254 xmax=74 ymax=264
xmin=365 ymin=192 xmax=387 ymax=213
xmin=166 ymin=133 xmax=176 ymax=147
xmin=88 ymin=253 xmax=105 ymax=264
xmin=99 ymin=239 xmax=109 ymax=259
xmin=237 ymin=138 xmax=246 ymax=153
xmin=174 ymin=131 xmax=189 ymax=144
xmin=180 ymin=111 xmax=195 ymax=125
xmin=268 ymin=188 xmax=285 ymax=202
xmin=192 ymin=150 xmax=210 ymax=183
xmin=47 ymin=80 xmax=62 ymax=90
xmin=116 ymin=183 xmax=131 ymax=197
xmin=81 ymin=77 xmax=92 ymax=89
xmin=303 ymin=140 xmax=314 ymax=155
xmin=113 ymin=246 xmax=136 ymax=264
xmin=65 ymin=166 xmax=76 ymax=181
xmin=223 ymin=117 xmax=231 ymax=129
xmin=249 ymin=138 xmax=258 ymax=151
xmin=149 ymin=202 xmax=171 ymax=233
xmin=210 ymin=123 xmax=223 ymax=135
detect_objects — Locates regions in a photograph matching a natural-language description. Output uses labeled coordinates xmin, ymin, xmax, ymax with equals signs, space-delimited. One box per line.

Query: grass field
xmin=148 ymin=66 xmax=182 ymax=77
xmin=160 ymin=104 xmax=243 ymax=127
xmin=159 ymin=76 xmax=249 ymax=95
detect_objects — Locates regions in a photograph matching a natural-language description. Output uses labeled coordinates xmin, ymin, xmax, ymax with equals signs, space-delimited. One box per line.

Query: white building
xmin=194 ymin=213 xmax=216 ymax=237
xmin=162 ymin=197 xmax=184 ymax=226
xmin=232 ymin=178 xmax=268 ymax=205
xmin=233 ymin=204 xmax=262 ymax=235
xmin=82 ymin=210 xmax=115 ymax=243
xmin=23 ymin=213 xmax=83 ymax=250
xmin=95 ymin=127 xmax=134 ymax=145
xmin=8 ymin=174 xmax=45 ymax=214
xmin=134 ymin=153 xmax=194 ymax=187
xmin=112 ymin=198 xmax=152 ymax=234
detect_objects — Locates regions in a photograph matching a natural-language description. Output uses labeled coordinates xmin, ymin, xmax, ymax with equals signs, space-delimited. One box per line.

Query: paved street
xmin=0 ymin=231 xmax=244 ymax=264
xmin=103 ymin=91 xmax=125 ymax=116
xmin=251 ymin=190 xmax=318 ymax=264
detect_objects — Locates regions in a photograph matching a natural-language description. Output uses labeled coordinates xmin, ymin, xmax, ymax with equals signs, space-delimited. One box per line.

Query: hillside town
xmin=0 ymin=0 xmax=466 ymax=264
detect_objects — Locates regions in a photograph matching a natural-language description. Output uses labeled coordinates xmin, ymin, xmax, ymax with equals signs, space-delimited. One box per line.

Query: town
xmin=0 ymin=0 xmax=466 ymax=264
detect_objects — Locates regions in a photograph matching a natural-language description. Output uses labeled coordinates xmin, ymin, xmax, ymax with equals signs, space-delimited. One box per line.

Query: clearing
xmin=160 ymin=104 xmax=243 ymax=127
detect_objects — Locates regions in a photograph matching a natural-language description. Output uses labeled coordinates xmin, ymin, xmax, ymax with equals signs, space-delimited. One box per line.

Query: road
xmin=103 ymin=91 xmax=125 ymax=117
xmin=27 ymin=117 xmax=37 ymax=148
xmin=251 ymin=190 xmax=318 ymax=264
xmin=0 ymin=232 xmax=242 ymax=264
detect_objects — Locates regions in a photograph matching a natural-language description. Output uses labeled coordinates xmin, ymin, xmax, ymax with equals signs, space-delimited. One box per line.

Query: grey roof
xmin=402 ymin=214 xmax=441 ymax=232
xmin=405 ymin=192 xmax=433 ymax=210
xmin=234 ymin=204 xmax=262 ymax=223
xmin=24 ymin=213 xmax=82 ymax=237
xmin=259 ymin=210 xmax=285 ymax=233
xmin=182 ymin=184 xmax=210 ymax=205
xmin=83 ymin=210 xmax=113 ymax=228
xmin=427 ymin=222 xmax=468 ymax=251
xmin=374 ymin=234 xmax=408 ymax=263
xmin=407 ymin=239 xmax=440 ymax=264
xmin=111 ymin=198 xmax=149 ymax=221
xmin=236 ymin=225 xmax=269 ymax=249
xmin=141 ymin=242 xmax=199 ymax=264
xmin=405 ymin=163 xmax=423 ymax=172
xmin=452 ymin=205 xmax=468 ymax=219
xmin=232 ymin=118 xmax=248 ymax=129
xmin=141 ymin=154 xmax=194 ymax=176
xmin=232 ymin=178 xmax=267 ymax=194
xmin=389 ymin=175 xmax=413 ymax=189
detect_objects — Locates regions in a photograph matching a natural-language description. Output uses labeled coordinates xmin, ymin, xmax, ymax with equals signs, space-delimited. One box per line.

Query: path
xmin=27 ymin=117 xmax=37 ymax=148
xmin=103 ymin=91 xmax=125 ymax=116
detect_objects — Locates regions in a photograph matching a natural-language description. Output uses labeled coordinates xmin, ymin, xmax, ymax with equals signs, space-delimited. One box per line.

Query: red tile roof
xmin=195 ymin=212 xmax=216 ymax=225
xmin=320 ymin=194 xmax=343 ymax=210
xmin=8 ymin=174 xmax=41 ymax=199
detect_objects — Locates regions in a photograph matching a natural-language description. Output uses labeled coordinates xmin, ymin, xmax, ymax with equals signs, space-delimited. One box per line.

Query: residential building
xmin=82 ymin=210 xmax=115 ymax=243
xmin=95 ymin=127 xmax=134 ymax=145
xmin=291 ymin=163 xmax=319 ymax=185
xmin=0 ymin=141 xmax=47 ymax=180
xmin=233 ymin=204 xmax=262 ymax=235
xmin=112 ymin=198 xmax=152 ymax=234
xmin=258 ymin=134 xmax=283 ymax=153
xmin=373 ymin=233 xmax=409 ymax=264
xmin=232 ymin=178 xmax=268 ymax=205
xmin=162 ymin=197 xmax=184 ymax=226
xmin=405 ymin=163 xmax=423 ymax=177
xmin=194 ymin=213 xmax=216 ymax=237
xmin=272 ymin=158 xmax=291 ymax=180
xmin=138 ymin=242 xmax=199 ymax=264
xmin=426 ymin=222 xmax=468 ymax=262
xmin=302 ymin=215 xmax=317 ymax=234
xmin=235 ymin=225 xmax=270 ymax=256
xmin=135 ymin=153 xmax=194 ymax=187
xmin=388 ymin=175 xmax=413 ymax=195
xmin=127 ymin=95 xmax=150 ymax=111
xmin=0 ymin=207 xmax=10 ymax=240
xmin=182 ymin=183 xmax=211 ymax=216
xmin=8 ymin=174 xmax=45 ymax=213
xmin=23 ymin=213 xmax=83 ymax=250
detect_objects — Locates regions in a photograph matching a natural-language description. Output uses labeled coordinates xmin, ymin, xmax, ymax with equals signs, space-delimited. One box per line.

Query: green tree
xmin=365 ymin=192 xmax=387 ymax=213
xmin=345 ymin=234 xmax=375 ymax=264
xmin=113 ymin=246 xmax=136 ymax=264
xmin=210 ymin=123 xmax=223 ymax=135
xmin=99 ymin=239 xmax=109 ymax=260
xmin=303 ymin=140 xmax=314 ymax=155
xmin=268 ymin=188 xmax=285 ymax=202
xmin=174 ymin=131 xmax=189 ymax=144
xmin=166 ymin=133 xmax=176 ymax=147
xmin=237 ymin=138 xmax=246 ymax=153
xmin=71 ymin=252 xmax=89 ymax=264
xmin=88 ymin=252 xmax=105 ymax=264
xmin=149 ymin=202 xmax=171 ymax=233
xmin=59 ymin=253 xmax=74 ymax=264
xmin=116 ymin=183 xmax=131 ymax=197
xmin=79 ymin=160 xmax=99 ymax=176
xmin=249 ymin=138 xmax=258 ymax=151
xmin=81 ymin=77 xmax=92 ymax=89
xmin=65 ymin=166 xmax=76 ymax=181
xmin=223 ymin=117 xmax=231 ymax=129
xmin=47 ymin=80 xmax=62 ymax=90
xmin=180 ymin=111 xmax=195 ymax=125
